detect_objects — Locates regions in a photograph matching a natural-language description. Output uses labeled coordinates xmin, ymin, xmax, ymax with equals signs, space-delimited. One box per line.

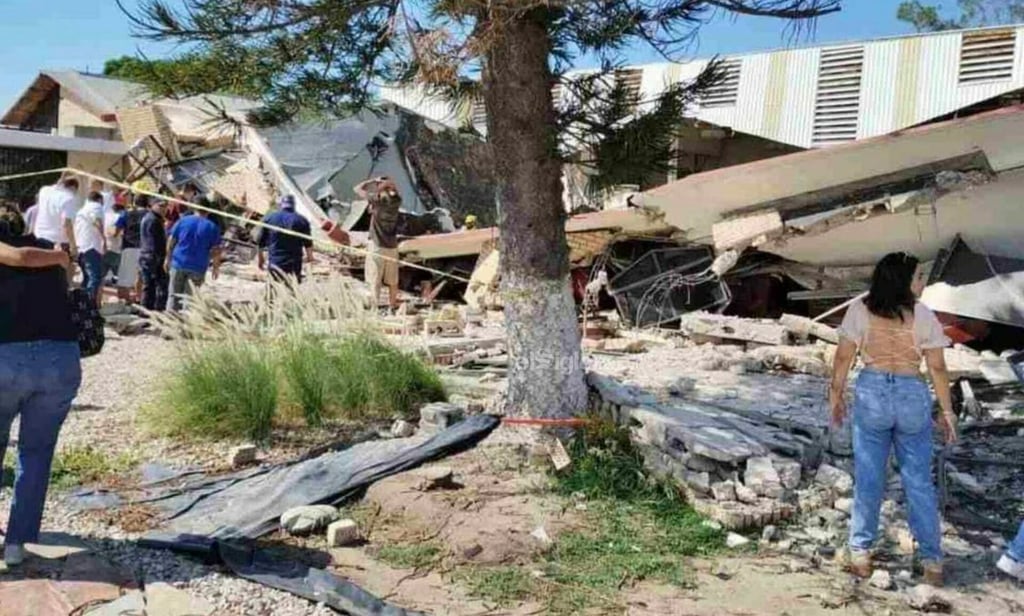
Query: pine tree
xmin=898 ymin=0 xmax=1024 ymax=32
xmin=121 ymin=0 xmax=838 ymax=420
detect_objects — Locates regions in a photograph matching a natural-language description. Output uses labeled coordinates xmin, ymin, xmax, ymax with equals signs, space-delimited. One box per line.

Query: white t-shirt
xmin=74 ymin=200 xmax=106 ymax=254
xmin=34 ymin=185 xmax=79 ymax=244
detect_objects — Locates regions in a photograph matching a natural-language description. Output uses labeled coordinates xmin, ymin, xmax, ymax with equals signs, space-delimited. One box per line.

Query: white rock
xmin=711 ymin=481 xmax=737 ymax=502
xmin=726 ymin=532 xmax=751 ymax=548
xmin=390 ymin=419 xmax=416 ymax=438
xmin=833 ymin=497 xmax=853 ymax=515
xmin=530 ymin=526 xmax=553 ymax=547
xmin=815 ymin=463 xmax=853 ymax=496
xmin=280 ymin=505 xmax=339 ymax=536
xmin=869 ymin=569 xmax=894 ymax=590
xmin=745 ymin=456 xmax=782 ymax=497
xmin=736 ymin=483 xmax=759 ymax=504
xmin=702 ymin=519 xmax=724 ymax=531
xmin=326 ymin=519 xmax=360 ymax=547
xmin=761 ymin=525 xmax=779 ymax=542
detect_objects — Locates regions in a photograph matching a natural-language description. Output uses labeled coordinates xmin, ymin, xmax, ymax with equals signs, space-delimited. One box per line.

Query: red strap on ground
xmin=499 ymin=417 xmax=591 ymax=427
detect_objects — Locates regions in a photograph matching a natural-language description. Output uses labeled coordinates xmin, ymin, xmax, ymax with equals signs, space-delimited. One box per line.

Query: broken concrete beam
xmin=679 ymin=312 xmax=789 ymax=346
xmin=326 ymin=519 xmax=361 ymax=547
xmin=779 ymin=314 xmax=839 ymax=344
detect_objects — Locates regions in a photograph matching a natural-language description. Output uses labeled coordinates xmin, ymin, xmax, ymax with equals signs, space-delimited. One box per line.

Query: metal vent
xmin=812 ymin=46 xmax=864 ymax=147
xmin=470 ymin=98 xmax=487 ymax=127
xmin=701 ymin=59 xmax=742 ymax=108
xmin=615 ymin=68 xmax=644 ymax=112
xmin=959 ymin=29 xmax=1017 ymax=84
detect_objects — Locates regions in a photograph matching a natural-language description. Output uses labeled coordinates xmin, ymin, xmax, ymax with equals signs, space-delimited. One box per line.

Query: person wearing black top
xmin=119 ymin=195 xmax=149 ymax=302
xmin=0 ymin=205 xmax=82 ymax=567
xmin=138 ymin=198 xmax=169 ymax=311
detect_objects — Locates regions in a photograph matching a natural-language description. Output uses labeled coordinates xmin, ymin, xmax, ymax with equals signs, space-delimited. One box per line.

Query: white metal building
xmin=381 ymin=24 xmax=1024 ymax=150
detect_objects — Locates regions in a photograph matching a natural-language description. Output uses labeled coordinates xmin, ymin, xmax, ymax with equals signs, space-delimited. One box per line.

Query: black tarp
xmin=136 ymin=415 xmax=499 ymax=615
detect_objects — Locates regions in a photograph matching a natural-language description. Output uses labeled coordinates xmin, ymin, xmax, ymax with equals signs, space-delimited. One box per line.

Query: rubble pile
xmin=586 ymin=309 xmax=1024 ymax=539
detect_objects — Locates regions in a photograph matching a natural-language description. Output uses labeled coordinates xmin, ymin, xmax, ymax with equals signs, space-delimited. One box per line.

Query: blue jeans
xmin=78 ymin=249 xmax=103 ymax=301
xmin=0 ymin=341 xmax=81 ymax=545
xmin=849 ymin=369 xmax=942 ymax=562
xmin=1008 ymin=520 xmax=1024 ymax=562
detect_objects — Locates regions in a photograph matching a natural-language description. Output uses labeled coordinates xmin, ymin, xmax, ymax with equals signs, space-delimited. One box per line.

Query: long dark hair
xmin=865 ymin=252 xmax=918 ymax=322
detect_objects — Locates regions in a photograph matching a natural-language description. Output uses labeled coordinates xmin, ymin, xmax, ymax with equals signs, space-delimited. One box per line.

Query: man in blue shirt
xmin=257 ymin=195 xmax=314 ymax=284
xmin=164 ymin=202 xmax=222 ymax=312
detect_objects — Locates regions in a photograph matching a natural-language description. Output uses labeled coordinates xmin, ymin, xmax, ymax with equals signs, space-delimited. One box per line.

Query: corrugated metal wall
xmin=380 ymin=25 xmax=1024 ymax=150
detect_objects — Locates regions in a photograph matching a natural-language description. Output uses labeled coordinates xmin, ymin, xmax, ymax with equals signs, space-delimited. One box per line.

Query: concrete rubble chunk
xmin=413 ymin=466 xmax=457 ymax=491
xmin=905 ymin=584 xmax=952 ymax=613
xmin=144 ymin=582 xmax=215 ymax=616
xmin=711 ymin=480 xmax=737 ymax=502
xmin=327 ymin=519 xmax=361 ymax=547
xmin=773 ymin=458 xmax=802 ymax=490
xmin=815 ymin=463 xmax=854 ymax=496
xmin=227 ymin=444 xmax=257 ymax=468
xmin=668 ymin=377 xmax=696 ymax=396
xmin=419 ymin=402 xmax=465 ymax=434
xmin=390 ymin=419 xmax=416 ymax=438
xmin=726 ymin=532 xmax=751 ymax=548
xmin=869 ymin=569 xmax=894 ymax=590
xmin=761 ymin=525 xmax=779 ymax=542
xmin=744 ymin=456 xmax=783 ymax=497
xmin=280 ymin=505 xmax=339 ymax=536
xmin=679 ymin=312 xmax=790 ymax=346
xmin=735 ymin=483 xmax=759 ymax=504
xmin=684 ymin=470 xmax=712 ymax=494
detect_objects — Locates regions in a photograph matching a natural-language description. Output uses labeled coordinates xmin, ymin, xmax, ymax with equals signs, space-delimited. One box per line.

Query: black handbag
xmin=68 ymin=288 xmax=105 ymax=357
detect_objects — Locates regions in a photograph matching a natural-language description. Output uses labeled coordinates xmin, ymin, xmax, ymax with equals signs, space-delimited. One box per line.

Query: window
xmin=959 ymin=29 xmax=1017 ymax=84
xmin=812 ymin=46 xmax=864 ymax=147
xmin=701 ymin=59 xmax=742 ymax=108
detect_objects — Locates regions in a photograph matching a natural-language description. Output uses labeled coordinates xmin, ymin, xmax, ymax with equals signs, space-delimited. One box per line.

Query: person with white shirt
xmin=33 ymin=177 xmax=80 ymax=254
xmin=74 ymin=192 xmax=106 ymax=305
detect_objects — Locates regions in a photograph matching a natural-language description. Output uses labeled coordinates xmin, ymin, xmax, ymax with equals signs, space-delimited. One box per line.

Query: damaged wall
xmin=396 ymin=112 xmax=498 ymax=227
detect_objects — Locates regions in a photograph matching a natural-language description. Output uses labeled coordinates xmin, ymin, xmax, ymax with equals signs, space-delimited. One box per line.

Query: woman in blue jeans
xmin=830 ymin=252 xmax=958 ymax=586
xmin=0 ymin=205 xmax=81 ymax=566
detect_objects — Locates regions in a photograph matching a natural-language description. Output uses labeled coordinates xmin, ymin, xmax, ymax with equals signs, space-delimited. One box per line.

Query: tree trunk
xmin=481 ymin=8 xmax=588 ymax=419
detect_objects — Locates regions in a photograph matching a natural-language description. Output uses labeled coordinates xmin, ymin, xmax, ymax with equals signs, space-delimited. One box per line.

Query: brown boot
xmin=922 ymin=560 xmax=943 ymax=587
xmin=847 ymin=551 xmax=873 ymax=578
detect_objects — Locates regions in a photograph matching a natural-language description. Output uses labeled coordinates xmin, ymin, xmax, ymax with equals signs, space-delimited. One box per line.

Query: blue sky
xmin=0 ymin=1 xmax=916 ymax=113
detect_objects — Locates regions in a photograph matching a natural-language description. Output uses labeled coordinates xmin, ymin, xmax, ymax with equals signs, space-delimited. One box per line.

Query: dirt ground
xmin=308 ymin=441 xmax=1024 ymax=616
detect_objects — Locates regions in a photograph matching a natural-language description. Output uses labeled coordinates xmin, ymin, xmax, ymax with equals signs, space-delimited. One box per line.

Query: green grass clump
xmin=457 ymin=567 xmax=534 ymax=607
xmin=459 ymin=417 xmax=723 ymax=614
xmin=328 ymin=333 xmax=446 ymax=420
xmin=153 ymin=340 xmax=279 ymax=442
xmin=376 ymin=542 xmax=441 ymax=569
xmin=279 ymin=332 xmax=334 ymax=427
xmin=49 ymin=445 xmax=138 ymax=490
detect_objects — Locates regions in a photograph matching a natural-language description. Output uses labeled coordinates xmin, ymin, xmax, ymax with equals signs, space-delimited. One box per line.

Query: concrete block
xmin=228 ymin=445 xmax=257 ymax=468
xmin=327 ymin=519 xmax=360 ymax=547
